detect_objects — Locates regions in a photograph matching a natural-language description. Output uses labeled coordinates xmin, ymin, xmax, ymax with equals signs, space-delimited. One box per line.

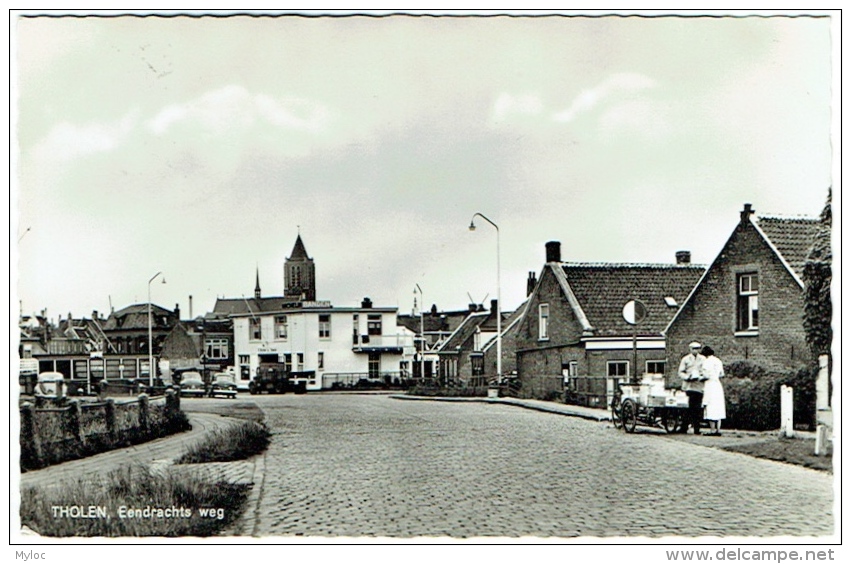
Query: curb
xmin=389 ymin=394 xmax=612 ymax=422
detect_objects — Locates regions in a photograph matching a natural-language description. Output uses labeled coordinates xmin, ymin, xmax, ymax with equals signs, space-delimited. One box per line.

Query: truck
xmin=249 ymin=362 xmax=292 ymax=395
xmin=248 ymin=362 xmax=312 ymax=395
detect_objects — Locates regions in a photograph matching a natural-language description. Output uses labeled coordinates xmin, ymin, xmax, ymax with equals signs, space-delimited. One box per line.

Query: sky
xmin=12 ymin=11 xmax=836 ymax=323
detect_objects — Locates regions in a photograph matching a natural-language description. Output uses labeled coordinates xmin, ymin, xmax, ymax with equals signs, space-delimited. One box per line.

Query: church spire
xmin=254 ymin=265 xmax=261 ymax=299
xmin=288 ymin=234 xmax=310 ymax=261
xmin=284 ymin=232 xmax=316 ymax=301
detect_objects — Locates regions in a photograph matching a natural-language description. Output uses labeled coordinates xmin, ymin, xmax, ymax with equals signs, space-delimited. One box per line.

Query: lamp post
xmin=468 ymin=212 xmax=501 ymax=387
xmin=414 ymin=283 xmax=425 ymax=382
xmin=147 ymin=271 xmax=165 ymax=387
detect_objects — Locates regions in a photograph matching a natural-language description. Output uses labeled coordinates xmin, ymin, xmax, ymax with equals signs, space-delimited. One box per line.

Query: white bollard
xmin=780 ymin=385 xmax=794 ymax=438
xmin=815 ymin=425 xmax=828 ymax=456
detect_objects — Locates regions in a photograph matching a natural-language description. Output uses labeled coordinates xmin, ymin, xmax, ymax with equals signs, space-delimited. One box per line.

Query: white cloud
xmin=553 ymin=72 xmax=656 ymax=123
xmin=492 ymin=92 xmax=543 ymax=123
xmin=147 ymin=85 xmax=332 ymax=136
xmin=28 ymin=86 xmax=334 ymax=169
xmin=32 ymin=110 xmax=139 ymax=162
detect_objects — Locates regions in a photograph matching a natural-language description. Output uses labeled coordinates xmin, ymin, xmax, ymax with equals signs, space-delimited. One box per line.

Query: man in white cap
xmin=679 ymin=341 xmax=707 ymax=434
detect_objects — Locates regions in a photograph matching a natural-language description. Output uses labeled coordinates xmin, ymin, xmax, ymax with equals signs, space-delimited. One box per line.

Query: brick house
xmin=664 ymin=204 xmax=824 ymax=380
xmin=435 ymin=300 xmax=515 ymax=386
xmin=516 ymin=241 xmax=705 ymax=407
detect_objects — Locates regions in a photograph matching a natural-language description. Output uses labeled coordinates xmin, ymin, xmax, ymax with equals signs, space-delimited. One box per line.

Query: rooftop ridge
xmin=561 ymin=261 xmax=707 ymax=269
xmin=756 ymin=214 xmax=819 ymax=222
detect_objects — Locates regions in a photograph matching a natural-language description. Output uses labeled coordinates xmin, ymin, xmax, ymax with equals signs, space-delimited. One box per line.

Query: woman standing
xmin=700 ymin=345 xmax=726 ymax=436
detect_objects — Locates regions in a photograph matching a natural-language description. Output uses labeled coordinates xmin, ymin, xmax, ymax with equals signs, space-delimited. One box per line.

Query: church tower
xmin=284 ymin=234 xmax=316 ymax=301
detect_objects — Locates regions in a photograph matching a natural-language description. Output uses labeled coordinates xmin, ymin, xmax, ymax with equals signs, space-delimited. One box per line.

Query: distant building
xmin=397 ymin=304 xmax=480 ymax=380
xmin=436 ymin=300 xmax=515 ymax=387
xmin=515 ymin=241 xmax=704 ymax=407
xmin=219 ymin=234 xmax=414 ymax=390
xmin=664 ymin=204 xmax=824 ymax=378
xmin=101 ymin=303 xmax=180 ymax=356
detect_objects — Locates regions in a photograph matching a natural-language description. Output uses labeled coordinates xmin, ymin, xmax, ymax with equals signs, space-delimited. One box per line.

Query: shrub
xmin=722 ymin=361 xmax=815 ymax=431
xmin=405 ymin=385 xmax=489 ymax=398
xmin=176 ymin=421 xmax=271 ymax=464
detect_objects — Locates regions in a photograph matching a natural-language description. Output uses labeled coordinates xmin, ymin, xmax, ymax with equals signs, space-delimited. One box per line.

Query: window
xmin=283 ymin=354 xmax=292 ymax=372
xmin=646 ymin=360 xmax=666 ymax=375
xmin=249 ymin=318 xmax=261 ymax=341
xmin=317 ymin=352 xmax=324 ymax=371
xmin=238 ymin=355 xmax=250 ymax=381
xmin=367 ymin=314 xmax=382 ymax=336
xmin=607 ymin=361 xmax=629 ymax=382
xmin=471 ymin=354 xmax=484 ymax=376
xmin=352 ymin=314 xmax=359 ymax=344
xmin=319 ymin=314 xmax=331 ymax=339
xmin=563 ymin=361 xmax=577 ymax=385
xmin=538 ymin=304 xmax=549 ymax=340
xmin=296 ymin=353 xmax=304 ymax=372
xmin=205 ymin=339 xmax=229 ymax=360
xmin=737 ymin=273 xmax=759 ymax=331
xmin=275 ymin=315 xmax=288 ymax=339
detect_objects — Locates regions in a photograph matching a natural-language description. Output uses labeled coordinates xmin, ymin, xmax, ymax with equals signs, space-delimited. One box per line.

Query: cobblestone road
xmin=250 ymin=394 xmax=834 ymax=538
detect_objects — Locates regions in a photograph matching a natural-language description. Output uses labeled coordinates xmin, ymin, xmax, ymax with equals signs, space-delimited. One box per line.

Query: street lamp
xmin=147 ymin=271 xmax=166 ymax=387
xmin=414 ymin=283 xmax=425 ymax=382
xmin=468 ymin=212 xmax=501 ymax=387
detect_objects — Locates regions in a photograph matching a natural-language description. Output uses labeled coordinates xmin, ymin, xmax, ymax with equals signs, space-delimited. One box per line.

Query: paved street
xmin=249 ymin=394 xmax=834 ymax=538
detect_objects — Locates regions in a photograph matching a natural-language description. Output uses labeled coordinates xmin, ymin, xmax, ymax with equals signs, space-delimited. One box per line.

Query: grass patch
xmin=20 ymin=465 xmax=249 ymax=537
xmin=175 ymin=420 xmax=271 ymax=464
xmin=180 ymin=400 xmax=265 ymax=422
xmin=723 ymin=436 xmax=833 ymax=473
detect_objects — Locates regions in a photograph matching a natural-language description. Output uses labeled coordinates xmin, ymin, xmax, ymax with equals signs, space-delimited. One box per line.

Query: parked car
xmin=209 ymin=373 xmax=237 ymax=399
xmin=34 ymin=371 xmax=65 ymax=398
xmin=179 ymin=372 xmax=207 ymax=398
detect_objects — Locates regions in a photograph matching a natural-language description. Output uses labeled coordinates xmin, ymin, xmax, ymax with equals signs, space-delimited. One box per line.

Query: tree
xmin=802 ymin=189 xmax=832 ymax=359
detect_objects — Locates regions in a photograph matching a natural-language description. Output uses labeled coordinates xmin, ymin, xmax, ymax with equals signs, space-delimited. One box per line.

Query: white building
xmin=216 ymin=235 xmax=414 ymax=391
xmin=230 ymin=297 xmax=415 ymax=391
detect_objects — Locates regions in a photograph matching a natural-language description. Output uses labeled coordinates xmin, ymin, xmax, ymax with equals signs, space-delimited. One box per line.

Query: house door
xmin=368 ymin=353 xmax=380 ymax=379
xmin=606 ymin=360 xmax=630 ymax=406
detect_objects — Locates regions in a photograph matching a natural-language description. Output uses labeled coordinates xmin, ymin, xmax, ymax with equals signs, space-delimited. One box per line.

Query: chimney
xmin=527 ymin=271 xmax=538 ymax=296
xmin=189 ymin=295 xmax=193 ymax=319
xmin=675 ymin=251 xmax=691 ymax=265
xmin=174 ymin=303 xmax=181 ymax=321
xmin=469 ymin=303 xmax=478 ymax=313
xmin=490 ymin=299 xmax=499 ymax=317
xmin=361 ymin=297 xmax=373 ymax=309
xmin=430 ymin=304 xmax=437 ymax=315
xmin=740 ymin=203 xmax=754 ymax=226
xmin=545 ymin=241 xmax=561 ymax=263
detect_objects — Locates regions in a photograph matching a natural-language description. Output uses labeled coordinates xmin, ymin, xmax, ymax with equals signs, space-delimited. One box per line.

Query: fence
xmin=20 ymin=388 xmax=186 ymax=471
xmin=322 ymin=371 xmax=412 ymax=390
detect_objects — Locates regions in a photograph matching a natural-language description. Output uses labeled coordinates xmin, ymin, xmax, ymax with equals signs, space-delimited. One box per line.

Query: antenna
xmin=241 ymin=295 xmax=259 ymax=321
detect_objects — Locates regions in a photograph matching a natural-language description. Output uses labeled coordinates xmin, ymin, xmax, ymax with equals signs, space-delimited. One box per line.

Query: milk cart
xmin=610 ymin=375 xmax=690 ymax=433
